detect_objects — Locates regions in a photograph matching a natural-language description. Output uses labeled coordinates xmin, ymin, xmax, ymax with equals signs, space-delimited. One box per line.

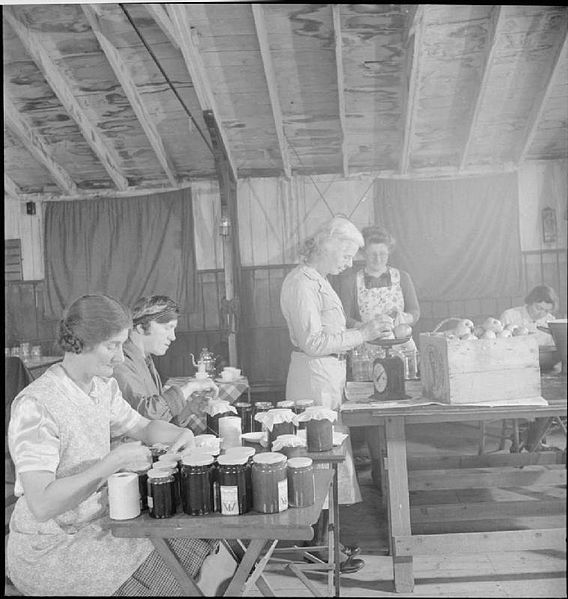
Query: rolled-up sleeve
xmin=281 ymin=272 xmax=364 ymax=356
xmin=109 ymin=378 xmax=150 ymax=438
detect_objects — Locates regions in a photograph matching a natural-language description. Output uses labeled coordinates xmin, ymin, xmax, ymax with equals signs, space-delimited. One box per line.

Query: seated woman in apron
xmin=6 ymin=294 xmax=234 ymax=596
xmin=335 ymin=225 xmax=421 ymax=487
xmin=280 ymin=215 xmax=386 ymax=574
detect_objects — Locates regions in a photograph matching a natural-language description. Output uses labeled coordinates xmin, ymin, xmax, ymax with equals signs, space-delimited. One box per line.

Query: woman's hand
xmin=181 ymin=379 xmax=219 ymax=401
xmin=106 ymin=440 xmax=151 ymax=473
xmin=168 ymin=428 xmax=196 ymax=455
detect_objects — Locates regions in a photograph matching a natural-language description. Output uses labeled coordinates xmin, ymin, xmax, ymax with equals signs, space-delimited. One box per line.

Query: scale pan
xmin=367 ymin=336 xmax=411 ymax=347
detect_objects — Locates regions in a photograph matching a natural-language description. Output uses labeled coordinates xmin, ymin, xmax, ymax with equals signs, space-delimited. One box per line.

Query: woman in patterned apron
xmin=336 ymin=226 xmax=421 ymax=487
xmin=6 ymin=294 xmax=234 ymax=596
xmin=281 ymin=215 xmax=386 ymax=573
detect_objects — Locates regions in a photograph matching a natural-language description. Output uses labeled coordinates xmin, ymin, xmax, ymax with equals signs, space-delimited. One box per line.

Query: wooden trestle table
xmin=341 ymin=373 xmax=567 ymax=593
xmin=110 ymin=469 xmax=333 ymax=596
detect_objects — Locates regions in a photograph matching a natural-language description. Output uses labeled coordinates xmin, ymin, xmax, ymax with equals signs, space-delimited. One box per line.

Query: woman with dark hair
xmin=500 ymin=284 xmax=559 ymax=347
xmin=6 ymin=294 xmax=233 ymax=596
xmin=113 ymin=295 xmax=218 ymax=433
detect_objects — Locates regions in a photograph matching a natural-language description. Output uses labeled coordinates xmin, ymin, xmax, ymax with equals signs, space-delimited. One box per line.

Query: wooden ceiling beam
xmin=400 ymin=5 xmax=425 ymax=175
xmin=4 ymin=175 xmax=21 ymax=201
xmin=5 ymin=96 xmax=78 ymax=195
xmin=251 ymin=4 xmax=291 ymax=179
xmin=4 ymin=7 xmax=129 ymax=191
xmin=166 ymin=4 xmax=238 ymax=181
xmin=145 ymin=3 xmax=180 ymax=50
xmin=460 ymin=6 xmax=502 ymax=172
xmin=517 ymin=21 xmax=568 ymax=164
xmin=332 ymin=4 xmax=348 ymax=178
xmin=82 ymin=5 xmax=178 ymax=187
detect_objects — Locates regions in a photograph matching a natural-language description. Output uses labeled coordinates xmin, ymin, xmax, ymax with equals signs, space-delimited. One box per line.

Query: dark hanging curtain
xmin=373 ymin=173 xmax=524 ymax=301
xmin=43 ymin=188 xmax=197 ymax=320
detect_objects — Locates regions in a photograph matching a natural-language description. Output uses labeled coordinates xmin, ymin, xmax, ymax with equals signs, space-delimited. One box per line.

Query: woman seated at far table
xmin=6 ymin=293 xmax=234 ymax=596
xmin=500 ymin=284 xmax=559 ymax=348
xmin=113 ymin=295 xmax=218 ymax=434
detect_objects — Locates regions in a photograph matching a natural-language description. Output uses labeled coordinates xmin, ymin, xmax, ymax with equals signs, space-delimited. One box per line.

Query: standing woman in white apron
xmin=337 ymin=226 xmax=421 ymax=486
xmin=280 ymin=215 xmax=385 ymax=573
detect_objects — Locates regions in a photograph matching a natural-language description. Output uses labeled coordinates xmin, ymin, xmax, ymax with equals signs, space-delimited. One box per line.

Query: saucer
xmin=215 ymin=376 xmax=245 ymax=383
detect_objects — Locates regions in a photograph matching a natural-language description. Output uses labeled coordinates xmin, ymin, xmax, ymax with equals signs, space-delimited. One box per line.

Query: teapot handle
xmin=190 ymin=353 xmax=198 ymax=367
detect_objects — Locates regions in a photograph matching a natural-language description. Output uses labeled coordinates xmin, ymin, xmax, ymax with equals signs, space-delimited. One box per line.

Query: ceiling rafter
xmin=460 ymin=6 xmax=502 ymax=172
xmin=82 ymin=5 xmax=178 ymax=187
xmin=4 ymin=7 xmax=129 ymax=191
xmin=5 ymin=95 xmax=78 ymax=194
xmin=4 ymin=174 xmax=21 ymax=201
xmin=400 ymin=5 xmax=425 ymax=175
xmin=145 ymin=3 xmax=180 ymax=50
xmin=166 ymin=4 xmax=238 ymax=181
xmin=332 ymin=4 xmax=348 ymax=178
xmin=517 ymin=21 xmax=568 ymax=164
xmin=251 ymin=4 xmax=291 ymax=179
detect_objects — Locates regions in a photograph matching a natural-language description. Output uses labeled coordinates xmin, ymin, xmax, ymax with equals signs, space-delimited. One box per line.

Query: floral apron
xmin=356 ymin=267 xmax=417 ymax=354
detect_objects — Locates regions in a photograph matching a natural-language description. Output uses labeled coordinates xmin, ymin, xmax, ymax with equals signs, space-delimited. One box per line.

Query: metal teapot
xmin=190 ymin=347 xmax=216 ymax=378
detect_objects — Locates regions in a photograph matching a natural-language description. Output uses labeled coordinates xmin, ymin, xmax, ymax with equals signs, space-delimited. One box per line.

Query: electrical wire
xmin=118 ymin=3 xmax=215 ymax=156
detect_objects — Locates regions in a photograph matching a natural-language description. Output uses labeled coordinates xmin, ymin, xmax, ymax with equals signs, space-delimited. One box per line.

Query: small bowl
xmin=241 ymin=432 xmax=267 ymax=447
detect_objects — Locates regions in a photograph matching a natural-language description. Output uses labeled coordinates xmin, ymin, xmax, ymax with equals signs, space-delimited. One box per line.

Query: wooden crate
xmin=419 ymin=333 xmax=541 ymax=404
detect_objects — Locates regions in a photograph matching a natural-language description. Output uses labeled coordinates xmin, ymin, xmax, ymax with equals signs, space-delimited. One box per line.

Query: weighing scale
xmin=367 ymin=336 xmax=411 ymax=400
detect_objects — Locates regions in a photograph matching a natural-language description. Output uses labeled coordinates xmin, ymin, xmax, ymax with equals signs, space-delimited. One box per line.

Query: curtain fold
xmin=43 ymin=188 xmax=197 ymax=320
xmin=374 ymin=174 xmax=524 ymax=301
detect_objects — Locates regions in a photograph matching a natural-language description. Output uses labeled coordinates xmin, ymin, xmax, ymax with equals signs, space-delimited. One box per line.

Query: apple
xmin=480 ymin=329 xmax=497 ymax=339
xmin=393 ymin=323 xmax=412 ymax=339
xmin=454 ymin=319 xmax=474 ymax=338
xmin=482 ymin=317 xmax=504 ymax=334
xmin=473 ymin=325 xmax=485 ymax=338
xmin=512 ymin=325 xmax=529 ymax=336
xmin=497 ymin=329 xmax=512 ymax=338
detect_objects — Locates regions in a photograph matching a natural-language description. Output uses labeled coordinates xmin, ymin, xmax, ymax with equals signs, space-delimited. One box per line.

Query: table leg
xmin=150 ymin=538 xmax=203 ymax=596
xmin=224 ymin=538 xmax=273 ymax=596
xmin=331 ymin=463 xmax=341 ymax=596
xmin=224 ymin=539 xmax=276 ymax=596
xmin=384 ymin=416 xmax=413 ymax=593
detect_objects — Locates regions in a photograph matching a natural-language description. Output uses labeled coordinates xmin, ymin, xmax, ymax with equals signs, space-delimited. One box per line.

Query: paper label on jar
xmin=278 ymin=479 xmax=288 ymax=511
xmin=220 ymin=486 xmax=239 ymax=515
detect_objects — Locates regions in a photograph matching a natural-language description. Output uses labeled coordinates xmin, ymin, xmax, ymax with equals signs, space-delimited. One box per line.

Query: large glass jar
xmin=287 ymin=457 xmax=315 ymax=508
xmin=217 ymin=454 xmax=248 ymax=515
xmin=180 ymin=454 xmax=214 ymax=515
xmin=224 ymin=446 xmax=255 ymax=511
xmin=251 ymin=452 xmax=288 ymax=514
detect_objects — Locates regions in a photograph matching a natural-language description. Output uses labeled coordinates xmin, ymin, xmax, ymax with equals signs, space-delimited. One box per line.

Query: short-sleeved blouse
xmin=8 ymin=363 xmax=149 ymax=496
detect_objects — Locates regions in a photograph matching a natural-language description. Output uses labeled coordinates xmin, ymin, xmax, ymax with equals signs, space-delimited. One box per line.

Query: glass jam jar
xmin=287 ymin=457 xmax=315 ymax=508
xmin=217 ymin=454 xmax=248 ymax=515
xmin=234 ymin=402 xmax=254 ymax=434
xmin=266 ymin=408 xmax=297 ymax=445
xmin=294 ymin=399 xmax=315 ymax=428
xmin=306 ymin=418 xmax=333 ymax=452
xmin=146 ymin=469 xmax=176 ymax=518
xmin=132 ymin=462 xmax=152 ymax=511
xmin=152 ymin=463 xmax=180 ymax=511
xmin=252 ymin=452 xmax=288 ymax=514
xmin=180 ymin=454 xmax=214 ymax=515
xmin=253 ymin=401 xmax=274 ymax=432
xmin=224 ymin=446 xmax=255 ymax=511
xmin=207 ymin=401 xmax=236 ymax=436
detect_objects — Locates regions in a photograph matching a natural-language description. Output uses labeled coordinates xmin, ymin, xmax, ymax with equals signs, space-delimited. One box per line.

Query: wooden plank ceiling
xmin=3 ymin=3 xmax=568 ymax=200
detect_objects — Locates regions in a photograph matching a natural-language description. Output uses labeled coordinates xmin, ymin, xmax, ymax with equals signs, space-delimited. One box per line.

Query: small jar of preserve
xmin=287 ymin=457 xmax=315 ymax=508
xmin=271 ymin=434 xmax=306 ymax=459
xmin=152 ymin=463 xmax=180 ymax=510
xmin=234 ymin=402 xmax=254 ymax=434
xmin=147 ymin=469 xmax=176 ymax=518
xmin=294 ymin=399 xmax=315 ymax=429
xmin=252 ymin=402 xmax=273 ymax=432
xmin=296 ymin=407 xmax=337 ymax=452
xmin=217 ymin=454 xmax=248 ymax=515
xmin=224 ymin=446 xmax=255 ymax=511
xmin=252 ymin=452 xmax=288 ymax=514
xmin=206 ymin=399 xmax=237 ymax=436
xmin=180 ymin=454 xmax=214 ymax=515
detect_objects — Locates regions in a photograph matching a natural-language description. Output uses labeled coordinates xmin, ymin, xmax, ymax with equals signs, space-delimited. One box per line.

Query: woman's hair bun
xmin=57 ymin=319 xmax=84 ymax=354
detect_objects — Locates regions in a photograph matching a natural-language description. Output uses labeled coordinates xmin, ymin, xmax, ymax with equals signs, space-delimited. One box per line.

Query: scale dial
xmin=372 ymin=362 xmax=388 ymax=393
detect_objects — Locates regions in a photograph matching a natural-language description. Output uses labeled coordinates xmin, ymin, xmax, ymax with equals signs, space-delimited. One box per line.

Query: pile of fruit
xmin=431 ymin=317 xmax=530 ymax=340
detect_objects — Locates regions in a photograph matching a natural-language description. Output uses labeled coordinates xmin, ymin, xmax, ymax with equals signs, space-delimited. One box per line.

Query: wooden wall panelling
xmin=191 ymin=180 xmax=223 ymax=271
xmin=5 ymin=239 xmax=23 ymax=281
xmin=5 ymin=282 xmax=38 ymax=345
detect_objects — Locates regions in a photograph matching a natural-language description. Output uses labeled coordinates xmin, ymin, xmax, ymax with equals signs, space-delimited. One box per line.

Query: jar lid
xmin=224 ymin=446 xmax=256 ymax=459
xmin=295 ymin=399 xmax=314 ymax=407
xmin=252 ymin=452 xmax=287 ymax=465
xmin=147 ymin=468 xmax=174 ymax=479
xmin=276 ymin=400 xmax=295 ymax=408
xmin=234 ymin=402 xmax=252 ymax=408
xmin=255 ymin=402 xmax=273 ymax=409
xmin=181 ymin=454 xmax=214 ymax=467
xmin=158 ymin=453 xmax=181 ymax=463
xmin=217 ymin=454 xmax=248 ymax=466
xmin=151 ymin=463 xmax=176 ymax=473
xmin=287 ymin=457 xmax=313 ymax=469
